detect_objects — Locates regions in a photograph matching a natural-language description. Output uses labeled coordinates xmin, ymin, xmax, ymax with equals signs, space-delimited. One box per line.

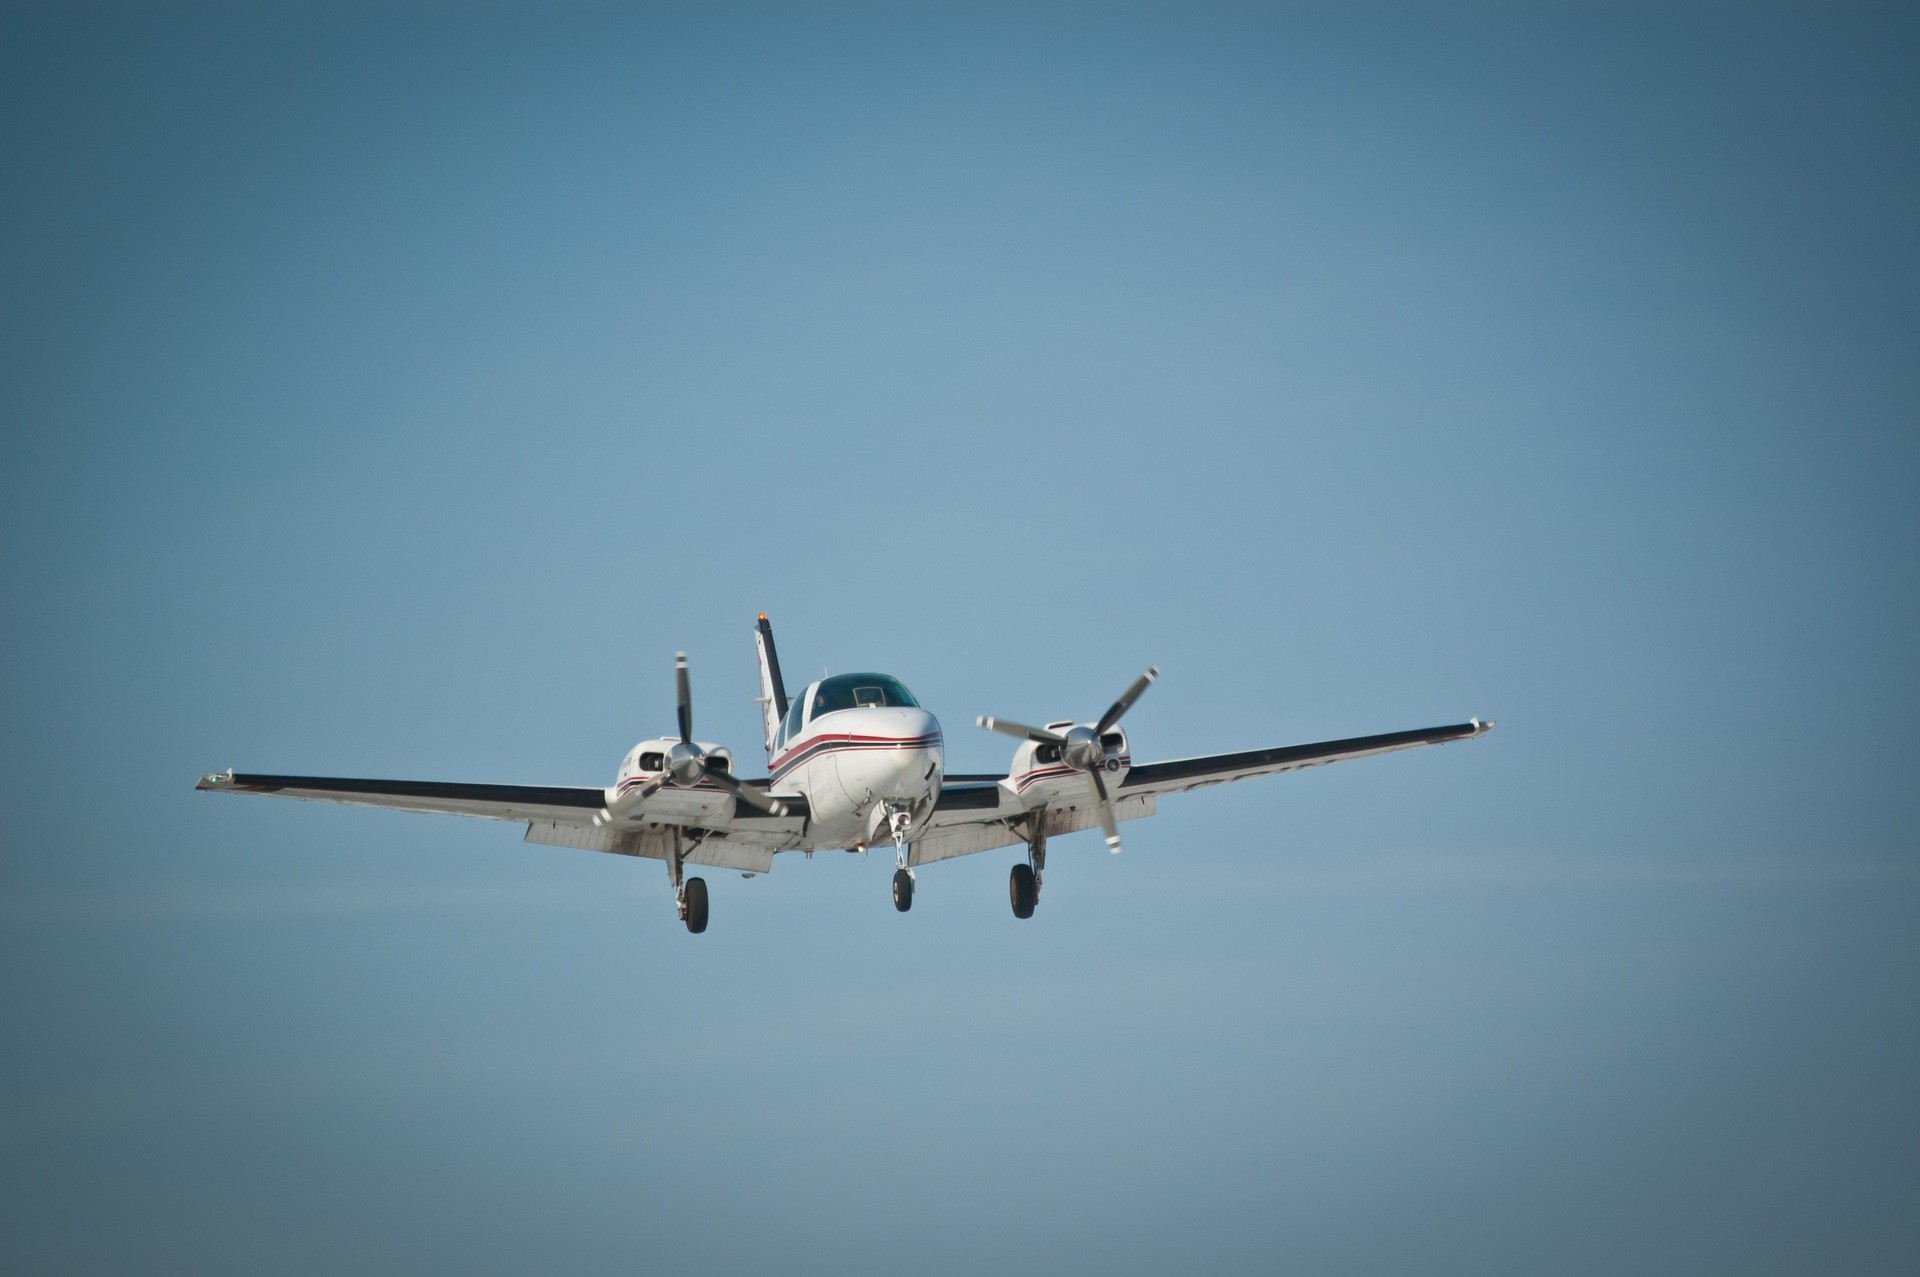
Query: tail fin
xmin=753 ymin=613 xmax=790 ymax=759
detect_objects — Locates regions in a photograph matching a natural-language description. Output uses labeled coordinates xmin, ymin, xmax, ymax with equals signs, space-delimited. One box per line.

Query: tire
xmin=1009 ymin=862 xmax=1036 ymax=919
xmin=683 ymin=877 xmax=709 ymax=934
xmin=892 ymin=868 xmax=914 ymax=912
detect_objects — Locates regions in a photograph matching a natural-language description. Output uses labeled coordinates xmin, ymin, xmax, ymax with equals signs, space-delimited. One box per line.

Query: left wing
xmin=194 ymin=771 xmax=810 ymax=872
xmin=196 ymin=772 xmax=609 ymax=821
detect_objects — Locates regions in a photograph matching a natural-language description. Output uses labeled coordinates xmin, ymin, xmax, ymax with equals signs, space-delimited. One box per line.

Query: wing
xmin=1118 ymin=719 xmax=1494 ymax=797
xmin=197 ymin=771 xmax=610 ymax=820
xmin=909 ymin=781 xmax=1024 ymax=865
xmin=906 ymin=719 xmax=1493 ymax=865
xmin=195 ymin=771 xmax=811 ymax=873
xmin=910 ymin=777 xmax=1157 ymax=866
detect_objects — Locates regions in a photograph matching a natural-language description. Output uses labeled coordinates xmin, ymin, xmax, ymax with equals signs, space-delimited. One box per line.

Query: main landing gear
xmin=1009 ymin=825 xmax=1045 ymax=920
xmin=1009 ymin=863 xmax=1036 ymax=918
xmin=679 ymin=876 xmax=709 ymax=934
xmin=668 ymin=831 xmax=708 ymax=934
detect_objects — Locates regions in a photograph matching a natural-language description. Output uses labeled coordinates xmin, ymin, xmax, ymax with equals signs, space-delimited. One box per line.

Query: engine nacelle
xmin=618 ymin=738 xmax=732 ymax=787
xmin=1010 ymin=722 xmax=1130 ymax=783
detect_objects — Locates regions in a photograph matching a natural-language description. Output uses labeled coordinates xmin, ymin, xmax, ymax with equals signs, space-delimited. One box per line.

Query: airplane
xmin=197 ymin=614 xmax=1494 ymax=933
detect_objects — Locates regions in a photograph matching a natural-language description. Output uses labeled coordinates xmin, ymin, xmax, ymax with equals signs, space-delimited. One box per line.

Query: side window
xmin=779 ymin=694 xmax=806 ymax=748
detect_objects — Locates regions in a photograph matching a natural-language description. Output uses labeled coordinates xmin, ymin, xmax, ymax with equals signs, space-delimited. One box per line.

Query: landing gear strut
xmin=668 ymin=831 xmax=708 ymax=934
xmin=1010 ymin=824 xmax=1045 ymax=920
xmin=886 ymin=803 xmax=915 ymax=912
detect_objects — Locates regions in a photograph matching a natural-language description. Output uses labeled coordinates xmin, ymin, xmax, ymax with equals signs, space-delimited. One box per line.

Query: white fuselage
xmin=611 ymin=674 xmax=946 ymax=850
xmin=770 ymin=702 xmax=944 ymax=845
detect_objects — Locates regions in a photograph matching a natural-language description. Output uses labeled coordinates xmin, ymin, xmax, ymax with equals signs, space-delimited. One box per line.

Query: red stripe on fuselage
xmin=769 ymin=731 xmax=942 ymax=781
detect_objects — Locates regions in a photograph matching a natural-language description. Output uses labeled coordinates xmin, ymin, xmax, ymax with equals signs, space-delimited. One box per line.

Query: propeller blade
xmin=701 ymin=766 xmax=787 ymax=816
xmin=675 ymin=652 xmax=693 ymax=744
xmin=1087 ymin=766 xmax=1122 ymax=854
xmin=976 ymin=716 xmax=1067 ymax=744
xmin=1094 ymin=666 xmax=1159 ymax=735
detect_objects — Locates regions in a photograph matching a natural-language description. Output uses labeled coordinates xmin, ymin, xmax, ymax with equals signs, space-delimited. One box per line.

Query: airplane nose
xmin=878 ymin=709 xmax=942 ymax=795
xmin=900 ymin=707 xmax=940 ymax=745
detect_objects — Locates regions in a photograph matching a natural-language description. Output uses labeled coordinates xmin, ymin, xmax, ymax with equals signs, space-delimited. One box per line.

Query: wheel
xmin=1009 ymin=862 xmax=1036 ymax=919
xmin=683 ymin=877 xmax=709 ymax=934
xmin=892 ymin=868 xmax=914 ymax=912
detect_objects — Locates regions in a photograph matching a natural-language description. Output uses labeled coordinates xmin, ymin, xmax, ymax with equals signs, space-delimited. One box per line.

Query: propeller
xmin=599 ymin=652 xmax=787 ymax=825
xmin=978 ymin=665 xmax=1158 ymax=853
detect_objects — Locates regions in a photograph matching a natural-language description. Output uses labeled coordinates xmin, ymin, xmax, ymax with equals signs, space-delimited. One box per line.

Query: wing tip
xmin=196 ymin=770 xmax=234 ymax=792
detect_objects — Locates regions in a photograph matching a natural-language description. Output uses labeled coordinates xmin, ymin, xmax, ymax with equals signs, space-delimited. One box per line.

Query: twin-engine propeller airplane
xmin=198 ymin=614 xmax=1494 ymax=933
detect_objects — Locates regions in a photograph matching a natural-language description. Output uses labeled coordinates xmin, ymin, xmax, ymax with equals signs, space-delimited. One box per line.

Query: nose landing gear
xmin=885 ymin=803 xmax=916 ymax=912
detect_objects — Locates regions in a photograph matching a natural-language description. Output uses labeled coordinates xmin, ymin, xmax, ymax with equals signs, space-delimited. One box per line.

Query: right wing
xmin=906 ymin=719 xmax=1493 ymax=865
xmin=1118 ymin=719 xmax=1494 ymax=798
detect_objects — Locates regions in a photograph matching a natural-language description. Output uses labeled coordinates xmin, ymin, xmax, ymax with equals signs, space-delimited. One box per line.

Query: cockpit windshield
xmin=808 ymin=673 xmax=919 ymax=720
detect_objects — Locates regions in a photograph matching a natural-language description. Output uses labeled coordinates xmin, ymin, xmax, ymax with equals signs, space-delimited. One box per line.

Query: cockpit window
xmin=777 ymin=694 xmax=806 ymax=749
xmin=807 ymin=673 xmax=919 ymax=721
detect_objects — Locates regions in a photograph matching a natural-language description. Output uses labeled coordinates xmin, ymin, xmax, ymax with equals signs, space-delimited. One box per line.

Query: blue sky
xmin=3 ymin=3 xmax=1916 ymax=1272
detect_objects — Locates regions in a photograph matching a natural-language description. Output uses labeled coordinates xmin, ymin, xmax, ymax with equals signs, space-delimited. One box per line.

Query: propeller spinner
xmin=598 ymin=652 xmax=786 ymax=825
xmin=978 ymin=665 xmax=1158 ymax=853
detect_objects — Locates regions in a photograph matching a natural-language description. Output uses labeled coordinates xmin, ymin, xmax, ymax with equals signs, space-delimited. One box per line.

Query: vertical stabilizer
xmin=753 ymin=613 xmax=789 ymax=758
